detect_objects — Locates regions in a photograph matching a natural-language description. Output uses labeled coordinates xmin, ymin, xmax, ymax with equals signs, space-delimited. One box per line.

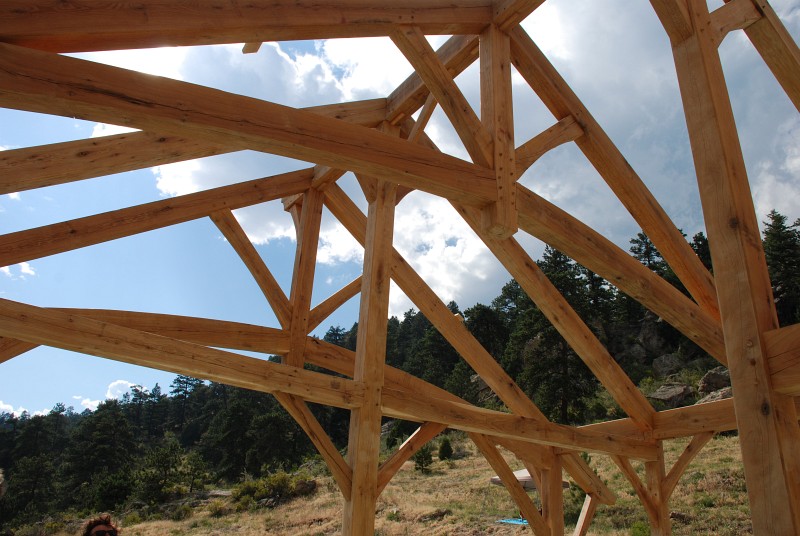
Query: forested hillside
xmin=1 ymin=210 xmax=799 ymax=532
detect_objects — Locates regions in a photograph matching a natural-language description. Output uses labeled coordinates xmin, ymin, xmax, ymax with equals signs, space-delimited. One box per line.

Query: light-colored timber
xmin=2 ymin=1 xmax=799 ymax=533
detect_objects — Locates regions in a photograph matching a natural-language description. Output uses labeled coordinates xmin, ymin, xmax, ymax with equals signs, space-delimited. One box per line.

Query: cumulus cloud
xmin=1 ymin=262 xmax=36 ymax=280
xmin=106 ymin=380 xmax=136 ymax=400
xmin=73 ymin=394 xmax=100 ymax=411
xmin=6 ymin=193 xmax=20 ymax=201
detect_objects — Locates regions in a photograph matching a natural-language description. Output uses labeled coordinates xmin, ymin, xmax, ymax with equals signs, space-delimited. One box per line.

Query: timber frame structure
xmin=1 ymin=1 xmax=800 ymax=534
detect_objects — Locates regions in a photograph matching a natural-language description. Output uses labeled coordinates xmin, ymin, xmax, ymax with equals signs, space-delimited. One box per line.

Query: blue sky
xmin=2 ymin=0 xmax=799 ymax=415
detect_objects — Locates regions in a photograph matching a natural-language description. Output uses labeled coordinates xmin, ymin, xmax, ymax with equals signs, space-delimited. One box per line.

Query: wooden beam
xmin=0 ymin=168 xmax=313 ymax=267
xmin=731 ymin=0 xmax=800 ymax=112
xmin=649 ymin=0 xmax=694 ymax=45
xmin=0 ymin=43 xmax=497 ymax=207
xmin=572 ymin=494 xmax=599 ymax=536
xmin=0 ymin=299 xmax=363 ymax=409
xmin=274 ymin=392 xmax=352 ymax=498
xmin=322 ymin=183 xmax=621 ymax=488
xmin=285 ymin=188 xmax=324 ymax=367
xmin=516 ymin=185 xmax=727 ymax=363
xmin=377 ymin=422 xmax=447 ymax=495
xmin=541 ymin=454 xmax=565 ymax=536
xmin=645 ymin=443 xmax=671 ymax=535
xmin=242 ymin=42 xmax=262 ymax=54
xmin=387 ymin=35 xmax=480 ymax=124
xmin=470 ymin=433 xmax=550 ymax=535
xmin=342 ymin=179 xmax=397 ymax=535
xmin=479 ymin=23 xmax=517 ymax=238
xmin=0 ymin=0 xmax=492 ymax=53
xmin=766 ymin=323 xmax=800 ymax=395
xmin=0 ymin=338 xmax=36 ymax=365
xmin=0 ymin=310 xmax=658 ymax=459
xmin=210 ymin=209 xmax=292 ymax=330
xmin=407 ymin=94 xmax=437 ymax=143
xmin=673 ymin=1 xmax=800 ymax=530
xmin=391 ymin=25 xmax=494 ymax=167
xmin=0 ymin=132 xmax=223 ymax=195
xmin=612 ymin=455 xmax=659 ymax=523
xmin=515 ymin=116 xmax=584 ymax=175
xmin=509 ymin=26 xmax=720 ymax=320
xmin=0 ymin=98 xmax=386 ymax=196
xmin=711 ymin=0 xmax=761 ymax=45
xmin=458 ymin=205 xmax=656 ymax=430
xmin=661 ymin=432 xmax=714 ymax=499
xmin=324 ymin=183 xmax=546 ymax=420
xmin=307 ymin=277 xmax=363 ymax=333
xmin=493 ymin=0 xmax=546 ymax=32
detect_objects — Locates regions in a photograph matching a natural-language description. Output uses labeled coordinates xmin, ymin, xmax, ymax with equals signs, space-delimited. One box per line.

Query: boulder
xmin=653 ymin=353 xmax=683 ymax=378
xmin=647 ymin=383 xmax=695 ymax=408
xmin=698 ymin=366 xmax=730 ymax=394
xmin=695 ymin=386 xmax=733 ymax=405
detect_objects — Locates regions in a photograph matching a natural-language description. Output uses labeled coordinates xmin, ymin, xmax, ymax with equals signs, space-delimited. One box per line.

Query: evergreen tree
xmin=763 ymin=210 xmax=800 ymax=325
xmin=629 ymin=232 xmax=666 ymax=274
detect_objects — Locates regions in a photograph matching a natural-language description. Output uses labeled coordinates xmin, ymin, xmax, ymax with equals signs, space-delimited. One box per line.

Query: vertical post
xmin=480 ymin=23 xmax=517 ymax=238
xmin=285 ymin=187 xmax=324 ymax=367
xmin=645 ymin=442 xmax=670 ymax=536
xmin=342 ymin=179 xmax=397 ymax=535
xmin=541 ymin=454 xmax=565 ymax=536
xmin=670 ymin=0 xmax=800 ymax=532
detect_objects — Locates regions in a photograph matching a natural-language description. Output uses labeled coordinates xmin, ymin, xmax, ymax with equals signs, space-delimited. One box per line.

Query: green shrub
xmin=413 ymin=444 xmax=433 ymax=473
xmin=630 ymin=520 xmax=650 ymax=536
xmin=232 ymin=470 xmax=317 ymax=509
xmin=438 ymin=437 xmax=454 ymax=461
xmin=208 ymin=499 xmax=231 ymax=518
xmin=170 ymin=503 xmax=193 ymax=521
xmin=123 ymin=511 xmax=143 ymax=526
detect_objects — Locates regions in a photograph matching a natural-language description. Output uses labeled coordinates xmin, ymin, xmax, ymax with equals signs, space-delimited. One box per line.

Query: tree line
xmin=1 ymin=209 xmax=799 ymax=530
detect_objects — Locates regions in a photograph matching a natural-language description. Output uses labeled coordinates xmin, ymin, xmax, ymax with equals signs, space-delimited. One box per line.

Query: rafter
xmin=458 ymin=205 xmax=656 ymax=430
xmin=0 ymin=43 xmax=496 ymax=206
xmin=0 ymin=0 xmax=492 ymax=53
xmin=509 ymin=26 xmax=720 ymax=320
xmin=516 ymin=186 xmax=727 ymax=362
xmin=391 ymin=25 xmax=494 ymax=167
xmin=0 ymin=169 xmax=313 ymax=268
xmin=0 ymin=99 xmax=386 ymax=196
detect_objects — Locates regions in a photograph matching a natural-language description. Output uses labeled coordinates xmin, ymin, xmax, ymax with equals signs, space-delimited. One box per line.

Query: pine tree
xmin=763 ymin=210 xmax=800 ymax=325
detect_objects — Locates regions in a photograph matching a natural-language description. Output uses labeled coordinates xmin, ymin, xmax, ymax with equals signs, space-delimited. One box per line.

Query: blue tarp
xmin=497 ymin=518 xmax=528 ymax=525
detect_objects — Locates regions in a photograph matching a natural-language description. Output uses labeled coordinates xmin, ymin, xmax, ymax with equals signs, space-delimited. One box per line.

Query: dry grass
xmin=55 ymin=433 xmax=751 ymax=535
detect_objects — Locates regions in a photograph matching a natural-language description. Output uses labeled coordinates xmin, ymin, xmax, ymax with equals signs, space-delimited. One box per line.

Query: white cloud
xmin=18 ymin=262 xmax=35 ymax=276
xmin=6 ymin=192 xmax=20 ymax=200
xmin=78 ymin=397 xmax=100 ymax=412
xmin=0 ymin=400 xmax=45 ymax=416
xmin=106 ymin=380 xmax=135 ymax=400
xmin=1 ymin=262 xmax=37 ymax=280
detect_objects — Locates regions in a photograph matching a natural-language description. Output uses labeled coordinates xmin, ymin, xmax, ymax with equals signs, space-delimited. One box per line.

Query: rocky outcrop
xmin=698 ymin=366 xmax=730 ymax=394
xmin=647 ymin=383 xmax=696 ymax=408
xmin=695 ymin=386 xmax=733 ymax=405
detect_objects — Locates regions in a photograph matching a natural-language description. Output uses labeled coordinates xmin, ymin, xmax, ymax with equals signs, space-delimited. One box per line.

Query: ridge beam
xmin=0 ymin=0 xmax=493 ymax=53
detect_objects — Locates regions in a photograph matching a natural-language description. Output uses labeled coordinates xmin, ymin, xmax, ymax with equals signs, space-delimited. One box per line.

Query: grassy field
xmin=53 ymin=433 xmax=751 ymax=535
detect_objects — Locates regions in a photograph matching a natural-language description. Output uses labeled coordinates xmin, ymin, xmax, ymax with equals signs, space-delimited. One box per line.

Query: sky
xmin=1 ymin=0 xmax=799 ymax=416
